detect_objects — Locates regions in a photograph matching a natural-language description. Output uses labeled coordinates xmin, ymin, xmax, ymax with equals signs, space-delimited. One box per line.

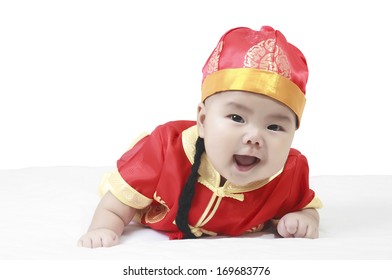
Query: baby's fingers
xmin=302 ymin=225 xmax=319 ymax=239
xmin=77 ymin=236 xmax=94 ymax=248
xmin=100 ymin=233 xmax=119 ymax=247
xmin=277 ymin=217 xmax=297 ymax=238
xmin=77 ymin=230 xmax=119 ymax=248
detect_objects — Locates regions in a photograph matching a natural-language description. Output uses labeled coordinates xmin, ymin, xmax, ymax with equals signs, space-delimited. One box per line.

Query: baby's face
xmin=197 ymin=90 xmax=297 ymax=186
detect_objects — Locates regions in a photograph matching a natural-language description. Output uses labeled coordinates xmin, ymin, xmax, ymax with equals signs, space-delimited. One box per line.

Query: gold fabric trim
xmin=144 ymin=192 xmax=170 ymax=224
xmin=98 ymin=172 xmax=114 ymax=198
xmin=304 ymin=195 xmax=323 ymax=209
xmin=182 ymin=124 xmax=199 ymax=165
xmin=196 ymin=194 xmax=223 ymax=228
xmin=98 ymin=170 xmax=153 ymax=209
xmin=190 ymin=225 xmax=218 ymax=237
xmin=172 ymin=220 xmax=218 ymax=237
xmin=201 ymin=68 xmax=306 ymax=124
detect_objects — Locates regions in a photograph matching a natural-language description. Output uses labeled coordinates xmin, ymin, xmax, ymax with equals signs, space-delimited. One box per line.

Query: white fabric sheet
xmin=0 ymin=166 xmax=391 ymax=260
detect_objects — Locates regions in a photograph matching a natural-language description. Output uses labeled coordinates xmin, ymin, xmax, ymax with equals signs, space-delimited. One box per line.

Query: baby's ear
xmin=196 ymin=102 xmax=206 ymax=138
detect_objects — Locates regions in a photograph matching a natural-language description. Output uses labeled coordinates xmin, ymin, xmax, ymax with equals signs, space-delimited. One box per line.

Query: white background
xmin=1 ymin=0 xmax=391 ymax=175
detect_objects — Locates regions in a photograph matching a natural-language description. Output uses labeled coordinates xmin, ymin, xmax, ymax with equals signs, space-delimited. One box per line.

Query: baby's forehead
xmin=206 ymin=90 xmax=296 ymax=118
xmin=205 ymin=90 xmax=278 ymax=105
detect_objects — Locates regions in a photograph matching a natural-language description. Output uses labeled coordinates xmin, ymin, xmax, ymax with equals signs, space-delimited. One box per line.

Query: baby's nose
xmin=243 ymin=130 xmax=264 ymax=147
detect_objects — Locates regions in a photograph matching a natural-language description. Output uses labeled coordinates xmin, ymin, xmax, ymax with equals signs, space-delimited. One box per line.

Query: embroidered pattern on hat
xmin=244 ymin=38 xmax=291 ymax=79
xmin=205 ymin=41 xmax=223 ymax=76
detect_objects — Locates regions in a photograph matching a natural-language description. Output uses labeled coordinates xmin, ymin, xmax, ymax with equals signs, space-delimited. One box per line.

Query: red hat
xmin=201 ymin=26 xmax=308 ymax=126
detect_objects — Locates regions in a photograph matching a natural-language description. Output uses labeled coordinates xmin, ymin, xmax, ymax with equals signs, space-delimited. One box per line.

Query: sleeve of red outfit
xmin=101 ymin=126 xmax=166 ymax=210
xmin=274 ymin=150 xmax=322 ymax=218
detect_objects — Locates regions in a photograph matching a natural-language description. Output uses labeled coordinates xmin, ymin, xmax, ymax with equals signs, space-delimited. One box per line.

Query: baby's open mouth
xmin=233 ymin=155 xmax=260 ymax=171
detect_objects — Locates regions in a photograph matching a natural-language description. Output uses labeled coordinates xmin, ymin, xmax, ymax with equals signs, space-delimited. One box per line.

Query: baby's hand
xmin=77 ymin=228 xmax=119 ymax=248
xmin=277 ymin=209 xmax=319 ymax=239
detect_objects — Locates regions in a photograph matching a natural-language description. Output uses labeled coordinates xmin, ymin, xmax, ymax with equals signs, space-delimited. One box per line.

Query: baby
xmin=78 ymin=25 xmax=322 ymax=248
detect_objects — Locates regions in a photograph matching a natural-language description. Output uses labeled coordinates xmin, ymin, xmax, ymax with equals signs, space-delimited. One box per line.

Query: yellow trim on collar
xmin=201 ymin=68 xmax=306 ymax=125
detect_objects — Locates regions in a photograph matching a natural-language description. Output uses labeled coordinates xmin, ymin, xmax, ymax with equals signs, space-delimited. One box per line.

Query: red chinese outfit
xmin=99 ymin=120 xmax=322 ymax=239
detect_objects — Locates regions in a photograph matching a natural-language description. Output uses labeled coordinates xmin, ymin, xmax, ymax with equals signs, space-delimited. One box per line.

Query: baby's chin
xmin=222 ymin=176 xmax=268 ymax=187
xmin=223 ymin=168 xmax=283 ymax=187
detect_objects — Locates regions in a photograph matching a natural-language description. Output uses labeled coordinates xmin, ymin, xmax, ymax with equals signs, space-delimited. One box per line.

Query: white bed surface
xmin=0 ymin=166 xmax=391 ymax=260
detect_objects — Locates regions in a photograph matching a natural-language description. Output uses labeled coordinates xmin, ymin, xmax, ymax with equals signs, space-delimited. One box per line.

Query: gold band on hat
xmin=201 ymin=68 xmax=306 ymax=125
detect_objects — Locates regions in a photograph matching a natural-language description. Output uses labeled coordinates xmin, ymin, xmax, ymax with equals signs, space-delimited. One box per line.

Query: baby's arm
xmin=78 ymin=191 xmax=136 ymax=248
xmin=276 ymin=208 xmax=319 ymax=239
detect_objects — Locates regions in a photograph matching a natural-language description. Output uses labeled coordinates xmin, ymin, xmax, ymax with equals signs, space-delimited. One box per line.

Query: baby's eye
xmin=229 ymin=114 xmax=244 ymax=123
xmin=267 ymin=124 xmax=283 ymax=131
